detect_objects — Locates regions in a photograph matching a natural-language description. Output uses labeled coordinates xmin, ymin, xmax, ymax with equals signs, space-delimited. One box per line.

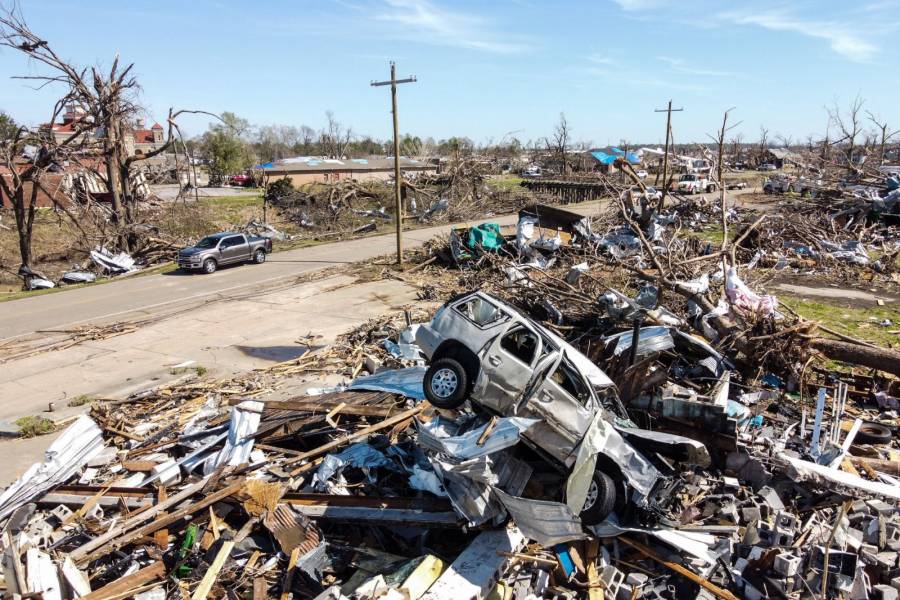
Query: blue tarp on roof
xmin=591 ymin=148 xmax=641 ymax=165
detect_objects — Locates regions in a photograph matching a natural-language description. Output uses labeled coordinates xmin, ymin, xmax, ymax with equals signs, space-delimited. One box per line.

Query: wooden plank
xmin=279 ymin=547 xmax=301 ymax=600
xmin=154 ymin=487 xmax=169 ymax=550
xmin=263 ymin=400 xmax=399 ymax=417
xmin=399 ymin=555 xmax=445 ymax=600
xmin=422 ymin=528 xmax=525 ymax=600
xmin=325 ymin=402 xmax=347 ymax=428
xmin=191 ymin=540 xmax=235 ymax=600
xmin=73 ymin=479 xmax=246 ymax=565
xmin=122 ymin=460 xmax=158 ymax=472
xmin=253 ymin=577 xmax=268 ymax=600
xmin=286 ymin=405 xmax=426 ymax=476
xmin=618 ymin=537 xmax=739 ymax=600
xmin=81 ymin=562 xmax=165 ymax=600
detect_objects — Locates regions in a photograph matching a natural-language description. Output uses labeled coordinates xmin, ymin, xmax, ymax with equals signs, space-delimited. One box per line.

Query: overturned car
xmin=415 ymin=291 xmax=709 ymax=526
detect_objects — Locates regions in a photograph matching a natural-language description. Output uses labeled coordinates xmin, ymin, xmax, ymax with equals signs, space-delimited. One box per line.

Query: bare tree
xmin=320 ymin=111 xmax=353 ymax=159
xmin=756 ymin=126 xmax=769 ymax=165
xmin=729 ymin=132 xmax=745 ymax=163
xmin=827 ymin=95 xmax=865 ymax=168
xmin=0 ymin=5 xmax=210 ymax=249
xmin=707 ymin=109 xmax=740 ymax=252
xmin=542 ymin=113 xmax=572 ymax=175
xmin=0 ymin=98 xmax=90 ymax=270
xmin=866 ymin=110 xmax=899 ymax=166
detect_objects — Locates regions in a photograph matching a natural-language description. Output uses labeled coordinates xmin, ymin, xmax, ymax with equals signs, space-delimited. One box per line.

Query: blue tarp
xmin=591 ymin=148 xmax=641 ymax=165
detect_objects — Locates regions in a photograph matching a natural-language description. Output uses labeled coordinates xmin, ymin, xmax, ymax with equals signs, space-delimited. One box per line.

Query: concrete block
xmin=875 ymin=584 xmax=900 ymax=600
xmin=774 ymin=553 xmax=801 ymax=577
xmin=890 ymin=575 xmax=900 ymax=592
xmin=741 ymin=506 xmax=761 ymax=524
xmin=757 ymin=486 xmax=785 ymax=512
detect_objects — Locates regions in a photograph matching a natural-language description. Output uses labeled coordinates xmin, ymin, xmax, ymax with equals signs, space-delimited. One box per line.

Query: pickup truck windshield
xmin=195 ymin=236 xmax=219 ymax=249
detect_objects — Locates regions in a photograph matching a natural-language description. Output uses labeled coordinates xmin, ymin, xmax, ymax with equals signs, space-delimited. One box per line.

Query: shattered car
xmin=416 ymin=291 xmax=710 ymax=525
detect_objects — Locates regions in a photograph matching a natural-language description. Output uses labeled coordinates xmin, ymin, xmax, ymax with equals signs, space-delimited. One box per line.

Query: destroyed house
xmin=762 ymin=147 xmax=803 ymax=169
xmin=589 ymin=147 xmax=642 ymax=174
xmin=259 ymin=156 xmax=437 ymax=185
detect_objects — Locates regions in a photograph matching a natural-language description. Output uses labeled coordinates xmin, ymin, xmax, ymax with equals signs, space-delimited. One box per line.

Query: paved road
xmin=0 ymin=207 xmax=580 ymax=340
xmin=1 ymin=189 xmax=752 ymax=342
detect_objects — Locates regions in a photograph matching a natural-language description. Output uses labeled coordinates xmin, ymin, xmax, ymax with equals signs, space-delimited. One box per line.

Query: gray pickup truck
xmin=177 ymin=232 xmax=272 ymax=274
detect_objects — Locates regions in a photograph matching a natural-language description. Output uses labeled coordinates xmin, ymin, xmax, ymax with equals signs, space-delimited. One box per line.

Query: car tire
xmin=580 ymin=470 xmax=618 ymax=526
xmin=253 ymin=249 xmax=266 ymax=264
xmin=202 ymin=258 xmax=217 ymax=274
xmin=424 ymin=357 xmax=469 ymax=410
xmin=855 ymin=422 xmax=892 ymax=445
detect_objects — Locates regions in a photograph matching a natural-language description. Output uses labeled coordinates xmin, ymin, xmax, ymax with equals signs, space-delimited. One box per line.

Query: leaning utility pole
xmin=371 ymin=62 xmax=417 ymax=265
xmin=654 ymin=100 xmax=683 ymax=210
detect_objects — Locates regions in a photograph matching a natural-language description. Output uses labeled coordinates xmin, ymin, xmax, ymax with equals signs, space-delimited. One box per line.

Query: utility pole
xmin=654 ymin=100 xmax=683 ymax=210
xmin=371 ymin=62 xmax=416 ymax=265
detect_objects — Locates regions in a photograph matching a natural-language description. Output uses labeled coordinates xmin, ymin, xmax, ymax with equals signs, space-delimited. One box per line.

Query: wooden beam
xmin=286 ymin=405 xmax=426 ymax=476
xmin=191 ymin=540 xmax=235 ymax=600
xmin=73 ymin=479 xmax=245 ymax=565
xmin=618 ymin=537 xmax=739 ymax=600
xmin=80 ymin=562 xmax=165 ymax=600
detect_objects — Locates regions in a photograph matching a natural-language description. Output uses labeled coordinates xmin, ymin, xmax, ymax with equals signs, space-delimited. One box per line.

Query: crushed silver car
xmin=416 ymin=291 xmax=709 ymax=525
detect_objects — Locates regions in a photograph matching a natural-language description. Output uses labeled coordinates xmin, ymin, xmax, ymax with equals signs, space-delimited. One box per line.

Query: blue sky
xmin=1 ymin=0 xmax=899 ymax=146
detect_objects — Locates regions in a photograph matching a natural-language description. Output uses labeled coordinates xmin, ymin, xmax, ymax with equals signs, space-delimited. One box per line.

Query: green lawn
xmin=485 ymin=175 xmax=524 ymax=190
xmin=781 ymin=296 xmax=899 ymax=347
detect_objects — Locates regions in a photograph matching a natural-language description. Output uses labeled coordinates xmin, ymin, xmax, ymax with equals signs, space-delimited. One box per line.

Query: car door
xmin=218 ymin=236 xmax=245 ymax=264
xmin=518 ymin=354 xmax=597 ymax=464
xmin=474 ymin=323 xmax=543 ymax=413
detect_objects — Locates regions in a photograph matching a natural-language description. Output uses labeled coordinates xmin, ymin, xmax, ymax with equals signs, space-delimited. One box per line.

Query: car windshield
xmin=195 ymin=236 xmax=220 ymax=249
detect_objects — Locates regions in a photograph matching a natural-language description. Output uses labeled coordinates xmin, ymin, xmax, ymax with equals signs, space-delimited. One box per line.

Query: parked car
xmin=635 ymin=169 xmax=649 ymax=179
xmin=230 ymin=174 xmax=252 ymax=187
xmin=674 ymin=174 xmax=717 ymax=194
xmin=758 ymin=163 xmax=777 ymax=172
xmin=725 ymin=181 xmax=747 ymax=190
xmin=415 ymin=291 xmax=709 ymax=525
xmin=177 ymin=232 xmax=272 ymax=274
xmin=521 ymin=166 xmax=542 ymax=178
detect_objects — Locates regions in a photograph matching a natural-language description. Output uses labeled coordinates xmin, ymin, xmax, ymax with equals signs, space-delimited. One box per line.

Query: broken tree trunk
xmin=809 ymin=338 xmax=900 ymax=378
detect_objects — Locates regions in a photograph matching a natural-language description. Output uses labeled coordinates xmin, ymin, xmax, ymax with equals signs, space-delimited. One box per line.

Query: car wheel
xmin=580 ymin=470 xmax=618 ymax=526
xmin=855 ymin=421 xmax=892 ymax=445
xmin=424 ymin=357 xmax=469 ymax=409
xmin=203 ymin=258 xmax=217 ymax=274
xmin=253 ymin=249 xmax=266 ymax=264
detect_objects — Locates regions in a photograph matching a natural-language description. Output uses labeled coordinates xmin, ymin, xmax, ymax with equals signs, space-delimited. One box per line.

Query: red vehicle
xmin=229 ymin=173 xmax=252 ymax=187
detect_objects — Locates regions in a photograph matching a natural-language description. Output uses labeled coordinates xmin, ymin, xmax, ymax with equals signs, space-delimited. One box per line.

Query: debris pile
xmin=2 ymin=188 xmax=900 ymax=598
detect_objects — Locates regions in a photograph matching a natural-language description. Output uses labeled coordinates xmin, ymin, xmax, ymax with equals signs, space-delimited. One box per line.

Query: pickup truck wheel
xmin=253 ymin=249 xmax=266 ymax=264
xmin=202 ymin=258 xmax=217 ymax=274
xmin=580 ymin=470 xmax=618 ymax=526
xmin=424 ymin=357 xmax=468 ymax=409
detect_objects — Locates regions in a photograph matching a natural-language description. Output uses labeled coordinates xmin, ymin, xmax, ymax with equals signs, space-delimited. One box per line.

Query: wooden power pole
xmin=371 ymin=62 xmax=417 ymax=265
xmin=654 ymin=100 xmax=683 ymax=210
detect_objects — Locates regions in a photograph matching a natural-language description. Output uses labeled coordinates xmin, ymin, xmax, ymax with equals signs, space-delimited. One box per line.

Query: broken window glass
xmin=500 ymin=327 xmax=538 ymax=365
xmin=454 ymin=296 xmax=504 ymax=327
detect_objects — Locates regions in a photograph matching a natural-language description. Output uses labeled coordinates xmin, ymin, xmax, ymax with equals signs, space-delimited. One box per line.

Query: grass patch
xmin=15 ymin=415 xmax=56 ymax=437
xmin=485 ymin=175 xmax=524 ymax=190
xmin=781 ymin=296 xmax=900 ymax=347
xmin=170 ymin=364 xmax=208 ymax=377
xmin=67 ymin=394 xmax=96 ymax=407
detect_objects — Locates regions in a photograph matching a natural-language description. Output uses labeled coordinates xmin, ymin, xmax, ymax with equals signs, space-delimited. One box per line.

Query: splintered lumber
xmin=619 ymin=536 xmax=739 ymax=600
xmin=80 ymin=562 xmax=165 ymax=600
xmin=72 ymin=479 xmax=246 ymax=565
xmin=286 ymin=404 xmax=426 ymax=476
xmin=191 ymin=540 xmax=235 ymax=600
xmin=421 ymin=527 xmax=525 ymax=600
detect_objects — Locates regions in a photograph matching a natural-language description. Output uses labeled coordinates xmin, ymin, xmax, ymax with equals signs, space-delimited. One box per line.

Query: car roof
xmin=205 ymin=232 xmax=239 ymax=239
xmin=462 ymin=291 xmax=615 ymax=389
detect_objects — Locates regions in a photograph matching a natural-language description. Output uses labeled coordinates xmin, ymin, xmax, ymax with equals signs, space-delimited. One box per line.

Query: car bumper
xmin=177 ymin=257 xmax=203 ymax=269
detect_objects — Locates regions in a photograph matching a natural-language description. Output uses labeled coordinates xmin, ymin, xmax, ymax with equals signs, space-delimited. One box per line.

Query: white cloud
xmin=610 ymin=0 xmax=664 ymax=11
xmin=587 ymin=54 xmax=616 ymax=65
xmin=375 ymin=0 xmax=526 ymax=54
xmin=718 ymin=10 xmax=877 ymax=62
xmin=656 ymin=56 xmax=733 ymax=77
